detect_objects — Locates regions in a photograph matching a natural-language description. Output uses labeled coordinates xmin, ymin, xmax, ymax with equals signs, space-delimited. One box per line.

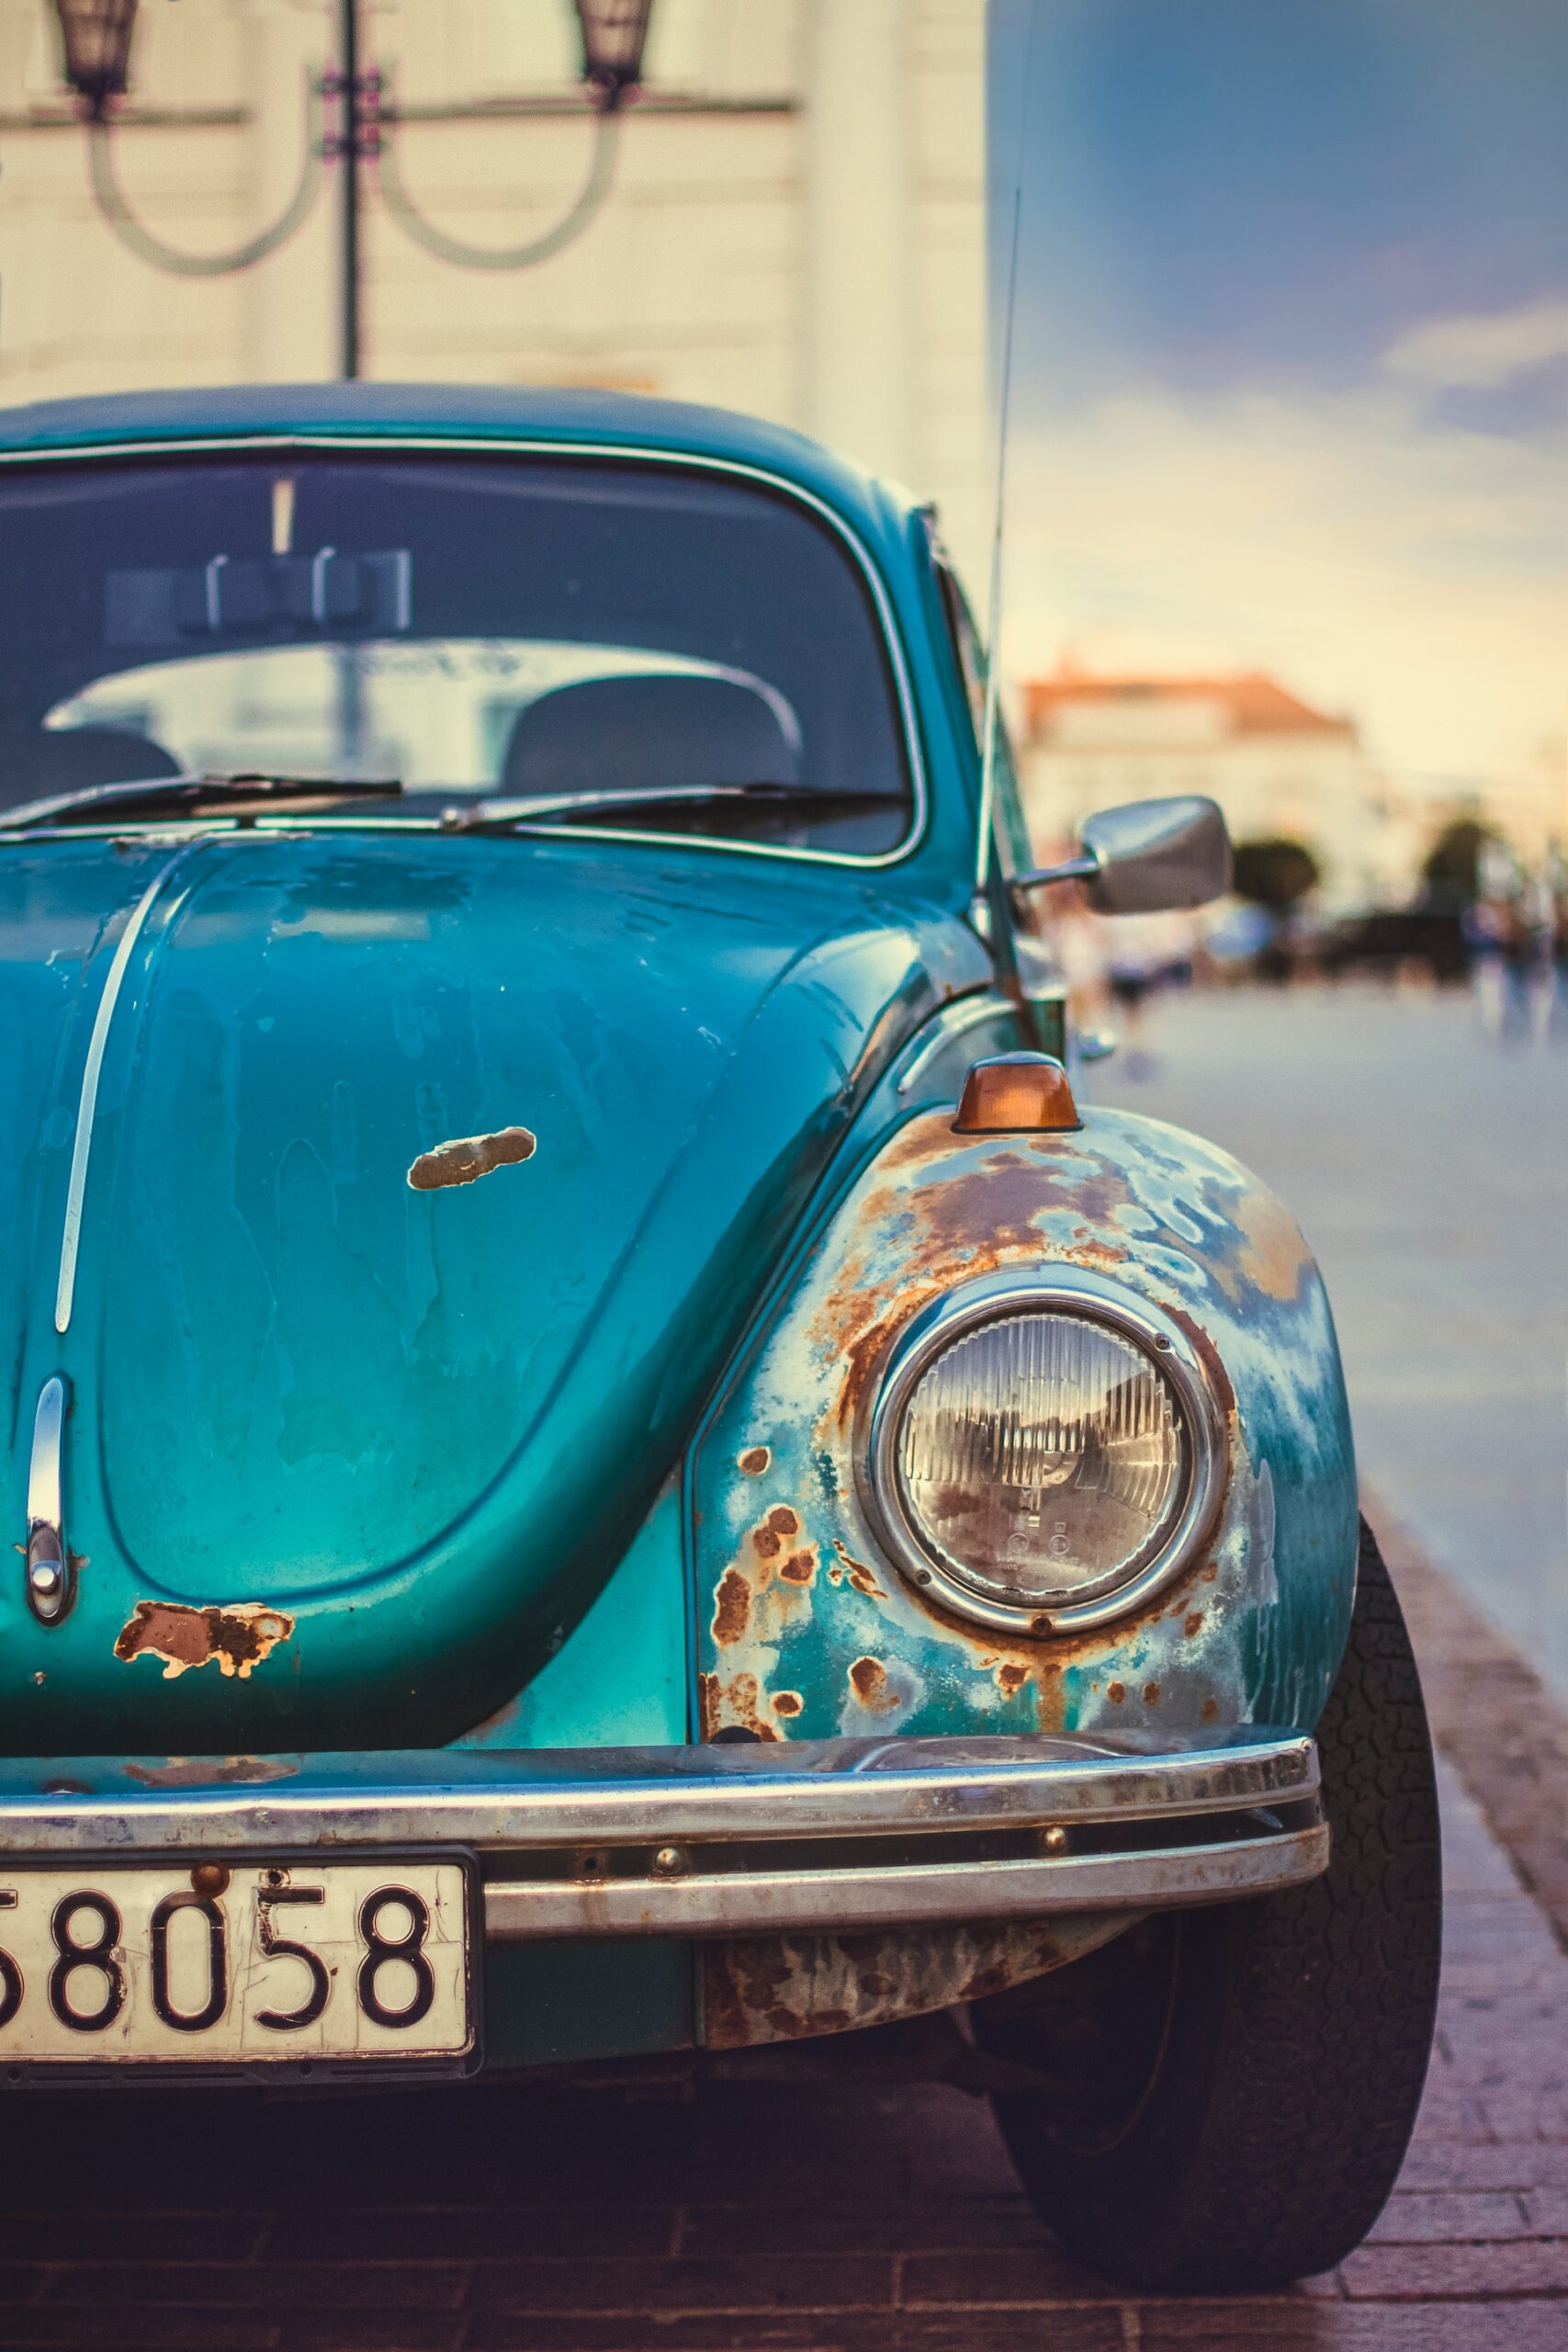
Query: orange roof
xmin=1021 ymin=670 xmax=1354 ymax=740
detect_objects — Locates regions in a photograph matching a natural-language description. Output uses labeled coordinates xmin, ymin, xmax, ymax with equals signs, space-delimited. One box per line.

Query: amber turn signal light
xmin=953 ymin=1052 xmax=1080 ymax=1135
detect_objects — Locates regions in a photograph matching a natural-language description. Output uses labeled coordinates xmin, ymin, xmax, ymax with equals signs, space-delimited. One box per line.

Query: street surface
xmin=0 ymin=1516 xmax=1563 ymax=2346
xmin=1097 ymin=979 xmax=1568 ymax=1701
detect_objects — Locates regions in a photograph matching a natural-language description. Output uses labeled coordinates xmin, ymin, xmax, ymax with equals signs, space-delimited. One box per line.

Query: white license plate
xmin=0 ymin=1860 xmax=473 ymax=2067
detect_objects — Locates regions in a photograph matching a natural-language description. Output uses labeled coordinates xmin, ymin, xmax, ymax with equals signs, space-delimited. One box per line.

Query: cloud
xmin=1382 ymin=296 xmax=1568 ymax=390
xmin=1000 ymin=371 xmax=1566 ymax=784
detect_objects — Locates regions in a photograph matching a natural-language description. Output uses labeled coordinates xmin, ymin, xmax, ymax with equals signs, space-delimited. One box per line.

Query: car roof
xmin=0 ymin=383 xmax=915 ymax=553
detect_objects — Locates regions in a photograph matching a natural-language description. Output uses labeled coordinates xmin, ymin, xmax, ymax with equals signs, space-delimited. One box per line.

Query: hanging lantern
xmin=50 ymin=0 xmax=140 ymax=121
xmin=571 ymin=0 xmax=653 ymax=111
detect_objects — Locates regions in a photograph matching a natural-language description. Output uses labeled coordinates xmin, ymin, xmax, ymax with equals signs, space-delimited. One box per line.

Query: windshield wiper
xmin=438 ymin=782 xmax=899 ymax=836
xmin=2 ymin=773 xmax=404 ymax=831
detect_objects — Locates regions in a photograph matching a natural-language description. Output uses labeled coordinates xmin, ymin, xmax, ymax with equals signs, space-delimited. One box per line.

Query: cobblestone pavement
xmin=1 ymin=1510 xmax=1563 ymax=2347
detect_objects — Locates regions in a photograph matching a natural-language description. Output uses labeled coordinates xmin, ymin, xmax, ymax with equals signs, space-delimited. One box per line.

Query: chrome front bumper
xmin=0 ymin=1728 xmax=1326 ymax=1939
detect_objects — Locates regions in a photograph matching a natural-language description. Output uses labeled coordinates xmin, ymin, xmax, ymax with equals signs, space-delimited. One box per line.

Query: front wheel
xmin=972 ymin=1517 xmax=1441 ymax=2292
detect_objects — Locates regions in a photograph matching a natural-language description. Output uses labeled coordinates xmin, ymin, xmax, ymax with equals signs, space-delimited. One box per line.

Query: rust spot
xmin=113 ymin=1601 xmax=294 ymax=1681
xmin=711 ymin=1566 xmax=751 ymax=1648
xmin=848 ymin=1656 xmax=898 ymax=1713
xmin=1107 ymin=1680 xmax=1126 ymax=1703
xmin=771 ymin=1690 xmax=803 ymax=1717
xmin=1232 ymin=1186 xmax=1311 ymax=1303
xmin=1165 ymin=1303 xmax=1238 ymax=1419
xmin=708 ymin=1671 xmax=781 ymax=1742
xmin=1201 ymin=1696 xmax=1220 ymax=1723
xmin=738 ymin=1446 xmax=771 ymax=1476
xmin=1142 ymin=1681 xmax=1161 ymax=1705
xmin=1184 ymin=1611 xmax=1205 ymax=1638
xmin=697 ymin=1671 xmax=721 ymax=1738
xmin=836 ymin=1305 xmax=911 ymax=1433
xmin=835 ymin=1542 xmax=887 ymax=1599
xmin=702 ymin=1914 xmax=1139 ymax=2050
xmin=751 ymin=1504 xmax=800 ymax=1563
xmin=124 ymin=1755 xmax=299 ymax=1788
xmin=778 ymin=1547 xmax=818 ymax=1586
xmin=407 ymin=1124 xmax=536 ymax=1192
xmin=996 ymin=1663 xmax=1030 ymax=1697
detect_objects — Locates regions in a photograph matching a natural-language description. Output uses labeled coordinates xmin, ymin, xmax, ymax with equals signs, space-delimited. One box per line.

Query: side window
xmin=932 ymin=553 xmax=1033 ymax=881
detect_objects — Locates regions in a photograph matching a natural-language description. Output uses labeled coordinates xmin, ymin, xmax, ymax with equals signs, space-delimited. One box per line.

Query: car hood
xmin=1 ymin=829 xmax=986 ymax=1751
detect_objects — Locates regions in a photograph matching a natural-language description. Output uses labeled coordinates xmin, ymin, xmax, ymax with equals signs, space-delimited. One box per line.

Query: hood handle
xmin=25 ymin=1375 xmax=74 ymax=1627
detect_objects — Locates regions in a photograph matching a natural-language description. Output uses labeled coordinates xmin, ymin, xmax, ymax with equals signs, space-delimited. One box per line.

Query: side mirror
xmin=1015 ymin=795 xmax=1233 ymax=917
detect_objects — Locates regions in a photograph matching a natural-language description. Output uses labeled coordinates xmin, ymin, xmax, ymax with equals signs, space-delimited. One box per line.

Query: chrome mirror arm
xmin=1010 ymin=850 xmax=1100 ymax=904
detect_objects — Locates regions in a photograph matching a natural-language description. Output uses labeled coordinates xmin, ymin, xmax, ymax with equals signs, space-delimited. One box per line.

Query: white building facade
xmin=0 ymin=0 xmax=992 ymax=580
xmin=1016 ymin=670 xmax=1425 ymax=913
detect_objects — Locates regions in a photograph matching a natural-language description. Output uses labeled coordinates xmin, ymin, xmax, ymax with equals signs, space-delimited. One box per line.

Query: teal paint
xmin=480 ymin=1939 xmax=694 ymax=2073
xmin=0 ymin=827 xmax=987 ymax=1754
xmin=450 ymin=1479 xmax=689 ymax=1750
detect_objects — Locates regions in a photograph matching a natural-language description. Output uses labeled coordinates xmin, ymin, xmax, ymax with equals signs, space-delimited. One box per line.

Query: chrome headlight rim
xmin=864 ymin=1267 xmax=1226 ymax=1635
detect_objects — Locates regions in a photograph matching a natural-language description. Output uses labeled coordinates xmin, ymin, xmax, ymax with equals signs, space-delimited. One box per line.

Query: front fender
xmin=692 ymin=1104 xmax=1358 ymax=1743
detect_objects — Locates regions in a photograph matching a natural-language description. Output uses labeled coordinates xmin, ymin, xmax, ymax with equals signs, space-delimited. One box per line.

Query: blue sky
xmin=987 ymin=0 xmax=1567 ymax=785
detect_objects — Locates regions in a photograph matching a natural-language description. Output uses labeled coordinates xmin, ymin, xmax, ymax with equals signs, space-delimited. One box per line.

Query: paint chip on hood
xmin=408 ymin=1125 xmax=537 ymax=1191
xmin=114 ymin=1600 xmax=295 ymax=1680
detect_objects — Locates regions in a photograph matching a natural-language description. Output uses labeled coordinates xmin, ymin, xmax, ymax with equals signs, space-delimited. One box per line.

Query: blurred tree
xmin=1421 ymin=818 xmax=1497 ymax=908
xmin=1231 ymin=836 xmax=1321 ymax=910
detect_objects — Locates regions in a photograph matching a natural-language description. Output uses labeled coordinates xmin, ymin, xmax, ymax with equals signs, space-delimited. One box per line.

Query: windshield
xmin=0 ymin=451 xmax=914 ymax=854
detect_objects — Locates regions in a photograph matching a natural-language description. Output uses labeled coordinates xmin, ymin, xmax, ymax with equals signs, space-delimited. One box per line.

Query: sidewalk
xmin=2 ymin=1508 xmax=1564 ymax=2349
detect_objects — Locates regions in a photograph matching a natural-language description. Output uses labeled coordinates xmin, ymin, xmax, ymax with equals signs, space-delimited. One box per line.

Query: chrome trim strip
xmin=23 ymin=1375 xmax=72 ymax=1626
xmin=0 ymin=1730 xmax=1317 ymax=1852
xmin=0 ymin=433 xmax=929 ymax=875
xmin=896 ymin=994 xmax=1013 ymax=1096
xmin=54 ymin=844 xmax=199 ymax=1334
xmin=482 ymin=1823 xmax=1330 ymax=1940
xmin=864 ymin=1268 xmax=1228 ymax=1635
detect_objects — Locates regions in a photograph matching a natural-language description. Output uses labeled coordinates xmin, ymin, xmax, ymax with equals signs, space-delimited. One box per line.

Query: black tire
xmin=972 ymin=1516 xmax=1441 ymax=2292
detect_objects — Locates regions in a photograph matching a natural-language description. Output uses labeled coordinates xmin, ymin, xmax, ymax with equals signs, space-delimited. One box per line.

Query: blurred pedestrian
xmin=1540 ymin=887 xmax=1568 ymax=1046
xmin=1052 ymin=891 xmax=1111 ymax=1040
xmin=1497 ymin=897 xmax=1538 ymax=1047
xmin=1103 ymin=911 xmax=1186 ymax=1078
xmin=1462 ymin=895 xmax=1508 ymax=1039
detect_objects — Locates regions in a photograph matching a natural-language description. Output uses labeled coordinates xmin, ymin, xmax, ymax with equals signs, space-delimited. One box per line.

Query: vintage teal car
xmin=0 ymin=387 xmax=1438 ymax=2291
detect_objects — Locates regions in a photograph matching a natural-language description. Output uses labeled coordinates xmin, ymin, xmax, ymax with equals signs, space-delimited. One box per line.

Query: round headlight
xmin=867 ymin=1272 xmax=1223 ymax=1633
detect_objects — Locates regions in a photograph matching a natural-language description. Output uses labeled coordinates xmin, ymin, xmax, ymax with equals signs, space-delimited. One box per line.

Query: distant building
xmin=0 ymin=0 xmax=990 ymax=582
xmin=1015 ymin=667 xmax=1421 ymax=912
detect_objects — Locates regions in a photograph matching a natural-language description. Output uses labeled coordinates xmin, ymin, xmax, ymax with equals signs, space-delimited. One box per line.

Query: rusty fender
xmin=694 ymin=1104 xmax=1358 ymax=1747
xmin=702 ymin=1913 xmax=1135 ymax=2050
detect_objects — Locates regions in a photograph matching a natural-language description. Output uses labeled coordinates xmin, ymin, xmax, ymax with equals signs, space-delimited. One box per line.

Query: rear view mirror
xmin=1015 ymin=795 xmax=1233 ymax=916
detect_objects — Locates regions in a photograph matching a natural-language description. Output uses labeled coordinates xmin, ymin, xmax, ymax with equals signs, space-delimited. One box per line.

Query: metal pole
xmin=338 ymin=0 xmax=360 ymax=379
